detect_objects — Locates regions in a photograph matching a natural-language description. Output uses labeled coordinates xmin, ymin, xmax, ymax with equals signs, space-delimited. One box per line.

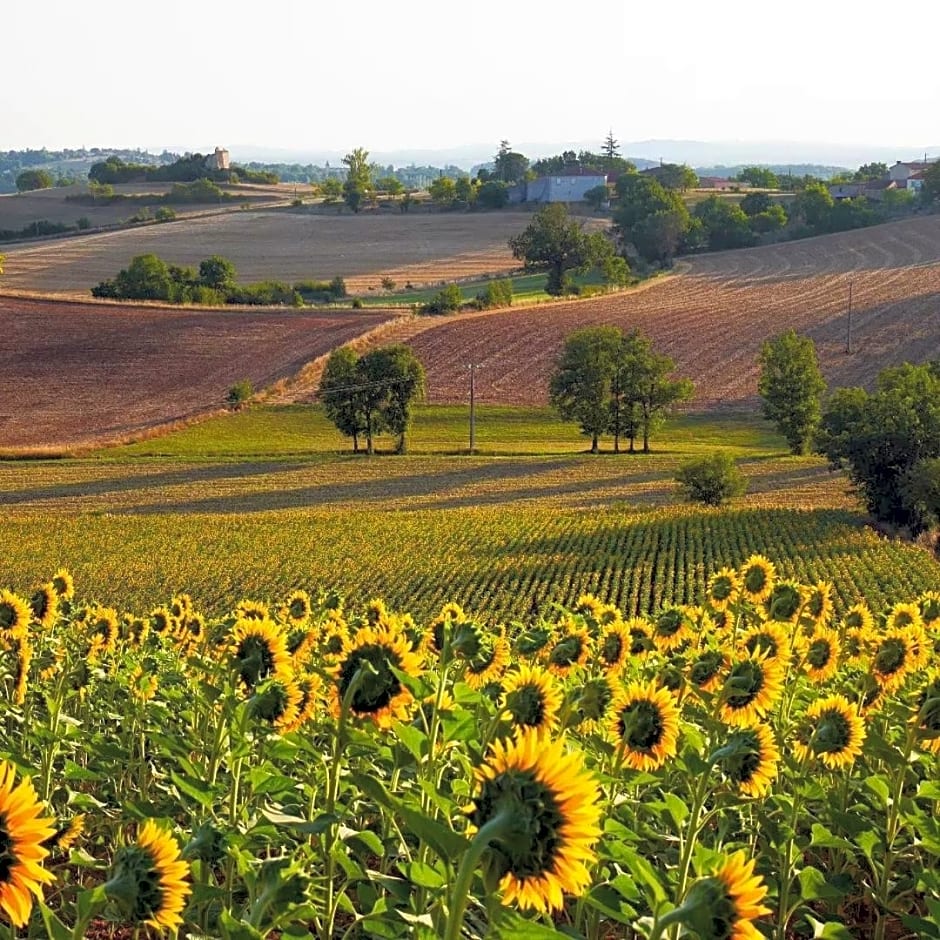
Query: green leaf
xmin=809 ymin=824 xmax=853 ymax=851
xmin=340 ymin=826 xmax=384 ymax=859
xmin=804 ymin=915 xmax=855 ymax=939
xmin=492 ymin=907 xmax=568 ymax=937
xmin=616 ymin=846 xmax=667 ymax=905
xmin=393 ymin=721 xmax=428 ymax=763
xmin=171 ymin=771 xmax=215 ymax=809
xmin=900 ymin=916 xmax=940 ymax=938
xmin=865 ymin=776 xmax=891 ymax=808
xmin=798 ymin=866 xmax=850 ymax=902
xmin=856 ymin=830 xmax=880 ymax=863
xmin=399 ymin=860 xmax=445 ymax=889
xmin=917 ymin=780 xmax=940 ymax=801
xmin=219 ymin=909 xmax=265 ymax=940
xmin=37 ymin=902 xmax=72 ymax=940
xmin=582 ymin=884 xmax=637 ymax=924
xmin=661 ymin=792 xmax=688 ymax=828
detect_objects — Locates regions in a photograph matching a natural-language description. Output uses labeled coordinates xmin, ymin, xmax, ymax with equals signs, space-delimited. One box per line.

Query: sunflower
xmin=714 ymin=723 xmax=779 ymax=798
xmin=625 ymin=618 xmax=656 ymax=658
xmin=799 ymin=627 xmax=841 ymax=684
xmin=596 ymin=621 xmax=631 ymax=673
xmin=363 ymin=598 xmax=389 ymax=627
xmin=738 ymin=555 xmax=775 ymax=605
xmin=841 ymin=620 xmax=873 ymax=670
xmin=906 ymin=626 xmax=932 ymax=673
xmin=793 ymin=694 xmax=866 ymax=769
xmin=51 ymin=568 xmax=74 ymax=601
xmin=104 ymin=820 xmax=191 ymax=932
xmin=330 ymin=625 xmax=423 ymax=728
xmin=123 ymin=615 xmax=150 ymax=647
xmin=913 ymin=673 xmax=940 ymax=755
xmin=501 ymin=665 xmax=563 ymax=736
xmin=542 ymin=623 xmax=592 ymax=677
xmin=678 ymin=851 xmax=771 ymax=940
xmin=279 ymin=672 xmax=322 ymax=734
xmin=233 ymin=598 xmax=268 ymax=622
xmin=0 ymin=762 xmax=55 ymax=927
xmin=229 ymin=619 xmax=290 ymax=691
xmin=318 ymin=614 xmax=349 ymax=662
xmin=841 ymin=602 xmax=875 ymax=636
xmin=0 ymin=591 xmax=31 ymax=641
xmin=719 ymin=654 xmax=785 ymax=727
xmin=652 ymin=606 xmax=692 ymax=654
xmin=174 ymin=612 xmax=206 ymax=654
xmin=248 ymin=672 xmax=303 ymax=733
xmin=706 ymin=567 xmax=741 ymax=613
xmin=463 ymin=630 xmax=510 ymax=690
xmin=150 ymin=606 xmax=175 ymax=638
xmin=804 ymin=580 xmax=834 ymax=628
xmin=29 ymin=583 xmax=58 ymax=631
xmin=885 ymin=601 xmax=922 ymax=634
xmin=740 ymin=622 xmax=791 ymax=667
xmin=764 ymin=580 xmax=805 ymax=625
xmin=424 ymin=602 xmax=468 ymax=658
xmin=45 ymin=814 xmax=86 ymax=855
xmin=918 ymin=591 xmax=940 ymax=629
xmin=12 ymin=637 xmax=31 ymax=706
xmin=281 ymin=590 xmax=312 ymax=628
xmin=687 ymin=648 xmax=728 ymax=695
xmin=168 ymin=593 xmax=193 ymax=621
xmin=609 ymin=681 xmax=681 ymax=772
xmin=851 ymin=673 xmax=887 ymax=717
xmin=85 ymin=606 xmax=120 ymax=661
xmin=568 ymin=674 xmax=620 ymax=734
xmin=468 ymin=730 xmax=601 ymax=913
xmin=130 ymin=665 xmax=159 ymax=704
xmin=870 ymin=629 xmax=915 ymax=693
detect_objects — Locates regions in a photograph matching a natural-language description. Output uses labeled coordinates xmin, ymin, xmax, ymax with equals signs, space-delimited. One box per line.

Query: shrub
xmin=226 ymin=379 xmax=254 ymax=410
xmin=476 ymin=278 xmax=513 ymax=309
xmin=155 ymin=207 xmax=176 ymax=222
xmin=420 ymin=283 xmax=463 ymax=315
xmin=675 ymin=452 xmax=746 ymax=506
xmin=381 ymin=276 xmax=396 ymax=291
xmin=351 ymin=298 xmax=364 ymax=309
xmin=76 ymin=217 xmax=91 ymax=230
xmin=329 ymin=276 xmax=347 ymax=298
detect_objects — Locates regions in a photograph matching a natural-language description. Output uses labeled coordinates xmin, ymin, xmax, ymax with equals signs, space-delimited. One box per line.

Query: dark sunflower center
xmin=745 ymin=633 xmax=778 ymax=659
xmin=711 ymin=578 xmax=733 ymax=602
xmin=656 ymin=610 xmax=683 ymax=637
xmin=600 ymin=632 xmax=624 ymax=665
xmin=31 ymin=590 xmax=51 ymax=620
xmin=922 ymin=600 xmax=940 ymax=622
xmin=807 ymin=592 xmax=825 ymax=618
xmin=338 ymin=642 xmax=401 ymax=714
xmin=893 ymin=612 xmax=914 ymax=628
xmin=719 ymin=730 xmax=761 ymax=784
xmin=110 ymin=846 xmax=165 ymax=922
xmin=630 ymin=631 xmax=655 ymax=655
xmin=0 ymin=603 xmax=15 ymax=630
xmin=874 ymin=638 xmax=906 ymax=675
xmin=235 ymin=635 xmax=275 ymax=687
xmin=472 ymin=769 xmax=563 ymax=880
xmin=506 ymin=684 xmax=546 ymax=727
xmin=324 ymin=632 xmax=344 ymax=656
xmin=468 ymin=642 xmax=497 ymax=675
xmin=744 ymin=566 xmax=768 ymax=594
xmin=811 ymin=709 xmax=851 ymax=754
xmin=844 ymin=611 xmax=864 ymax=629
xmin=0 ymin=814 xmax=13 ymax=883
xmin=576 ymin=678 xmax=613 ymax=722
xmin=768 ymin=585 xmax=801 ymax=621
xmin=618 ymin=699 xmax=664 ymax=750
xmin=548 ymin=635 xmax=583 ymax=667
xmin=845 ymin=635 xmax=862 ymax=657
xmin=724 ymin=661 xmax=764 ymax=709
xmin=806 ymin=639 xmax=832 ymax=669
xmin=430 ymin=621 xmax=445 ymax=653
xmin=690 ymin=651 xmax=724 ymax=687
xmin=289 ymin=598 xmax=308 ymax=620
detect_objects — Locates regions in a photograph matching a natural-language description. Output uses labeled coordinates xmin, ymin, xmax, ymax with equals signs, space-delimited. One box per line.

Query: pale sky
xmin=4 ymin=0 xmax=939 ymax=161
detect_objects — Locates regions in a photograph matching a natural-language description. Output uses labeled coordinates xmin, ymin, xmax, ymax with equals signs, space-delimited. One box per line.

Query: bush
xmin=420 ymin=283 xmax=463 ymax=315
xmin=476 ymin=278 xmax=513 ymax=309
xmin=675 ymin=452 xmax=746 ymax=506
xmin=155 ymin=207 xmax=176 ymax=222
xmin=76 ymin=217 xmax=91 ymax=230
xmin=293 ymin=278 xmax=347 ymax=303
xmin=351 ymin=298 xmax=364 ymax=309
xmin=381 ymin=276 xmax=396 ymax=291
xmin=226 ymin=379 xmax=254 ymax=410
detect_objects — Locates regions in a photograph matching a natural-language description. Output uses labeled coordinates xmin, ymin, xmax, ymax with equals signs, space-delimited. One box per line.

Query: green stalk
xmin=774 ymin=779 xmax=806 ymax=940
xmin=674 ymin=761 xmax=714 ymax=917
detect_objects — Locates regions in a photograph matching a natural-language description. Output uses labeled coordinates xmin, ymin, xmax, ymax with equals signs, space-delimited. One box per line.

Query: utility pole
xmin=846 ymin=281 xmax=853 ymax=354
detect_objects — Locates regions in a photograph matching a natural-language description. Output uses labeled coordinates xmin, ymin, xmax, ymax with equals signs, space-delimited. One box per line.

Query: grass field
xmin=5 ymin=405 xmax=933 ymax=623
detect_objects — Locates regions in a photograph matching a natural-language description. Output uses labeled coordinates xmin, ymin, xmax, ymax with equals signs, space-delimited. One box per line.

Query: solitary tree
xmin=758 ymin=331 xmax=826 ymax=454
xmin=494 ymin=141 xmax=529 ymax=184
xmin=343 ymin=147 xmax=372 ymax=213
xmin=361 ymin=346 xmax=426 ymax=454
xmin=319 ymin=347 xmax=365 ymax=452
xmin=15 ymin=169 xmax=54 ymax=192
xmin=602 ymin=130 xmax=620 ymax=164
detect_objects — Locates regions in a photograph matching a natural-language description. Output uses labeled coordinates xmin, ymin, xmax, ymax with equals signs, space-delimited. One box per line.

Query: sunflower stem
xmin=443 ymin=809 xmax=515 ymax=940
xmin=673 ymin=756 xmax=715 ymax=927
xmin=774 ymin=768 xmax=806 ymax=940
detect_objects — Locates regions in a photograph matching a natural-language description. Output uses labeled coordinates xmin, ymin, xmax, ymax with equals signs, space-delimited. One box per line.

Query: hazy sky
xmin=4 ymin=0 xmax=939 ymax=160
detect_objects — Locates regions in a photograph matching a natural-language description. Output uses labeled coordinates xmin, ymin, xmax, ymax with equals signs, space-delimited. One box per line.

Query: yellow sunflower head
xmin=0 ymin=591 xmax=31 ymax=641
xmin=713 ymin=723 xmax=780 ymax=798
xmin=652 ymin=606 xmax=692 ymax=653
xmin=0 ymin=762 xmax=55 ymax=927
xmin=233 ymin=598 xmax=268 ymax=622
xmin=363 ymin=598 xmax=389 ymax=627
xmin=330 ymin=626 xmax=423 ymax=728
xmin=86 ymin=606 xmax=120 ymax=655
xmin=229 ymin=618 xmax=290 ymax=691
xmin=29 ymin=583 xmax=58 ymax=631
xmin=799 ymin=627 xmax=841 ymax=684
xmin=424 ymin=602 xmax=468 ymax=657
xmin=624 ymin=618 xmax=656 ymax=658
xmin=687 ymin=648 xmax=728 ymax=696
xmin=51 ymin=568 xmax=75 ymax=601
xmin=707 ymin=567 xmax=742 ymax=613
xmin=567 ymin=673 xmax=620 ymax=734
xmin=169 ymin=594 xmax=193 ymax=621
xmin=248 ymin=671 xmax=303 ymax=733
xmin=870 ymin=629 xmax=914 ymax=693
xmin=501 ymin=665 xmax=563 ymax=736
xmin=318 ymin=614 xmax=349 ymax=662
xmin=104 ymin=820 xmax=191 ymax=932
xmin=44 ymin=814 xmax=86 ymax=855
xmin=804 ymin=580 xmax=834 ymax=627
xmin=841 ymin=602 xmax=874 ymax=636
xmin=542 ymin=623 xmax=592 ymax=677
xmin=740 ymin=622 xmax=791 ymax=667
xmin=764 ymin=580 xmax=805 ymax=625
xmin=841 ymin=622 xmax=872 ymax=670
xmin=150 ymin=606 xmax=176 ymax=638
xmin=608 ymin=681 xmax=681 ymax=772
xmin=468 ymin=730 xmax=602 ymax=913
xmin=719 ymin=654 xmax=784 ymax=726
xmin=596 ymin=622 xmax=631 ymax=673
xmin=918 ymin=591 xmax=940 ymax=628
xmin=279 ymin=671 xmax=323 ymax=734
xmin=885 ymin=601 xmax=923 ymax=633
xmin=738 ymin=555 xmax=776 ymax=605
xmin=794 ymin=695 xmax=867 ymax=769
xmin=676 ymin=850 xmax=771 ymax=939
xmin=462 ymin=628 xmax=510 ymax=691
xmin=281 ymin=590 xmax=312 ymax=628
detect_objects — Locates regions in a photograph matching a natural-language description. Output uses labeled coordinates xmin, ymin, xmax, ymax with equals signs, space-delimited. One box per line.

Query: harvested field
xmin=296 ymin=215 xmax=940 ymax=409
xmin=0 ymin=298 xmax=395 ymax=450
xmin=0 ymin=210 xmax=533 ymax=296
xmin=0 ymin=182 xmax=300 ymax=233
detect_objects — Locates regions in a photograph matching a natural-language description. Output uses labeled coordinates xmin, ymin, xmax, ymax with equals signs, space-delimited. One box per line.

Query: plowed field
xmin=0 ymin=298 xmax=395 ymax=451
xmin=294 ymin=215 xmax=940 ymax=408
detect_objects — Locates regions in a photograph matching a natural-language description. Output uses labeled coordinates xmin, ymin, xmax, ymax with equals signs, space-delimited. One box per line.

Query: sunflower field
xmin=0 ymin=558 xmax=939 ymax=939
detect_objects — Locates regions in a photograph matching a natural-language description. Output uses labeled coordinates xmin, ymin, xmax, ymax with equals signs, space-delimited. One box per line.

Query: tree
xmin=360 ymin=346 xmax=426 ymax=454
xmin=740 ymin=192 xmax=773 ymax=216
xmin=15 ymin=169 xmax=54 ymax=192
xmin=854 ymin=162 xmax=887 ymax=181
xmin=656 ymin=164 xmax=698 ymax=192
xmin=758 ymin=331 xmax=826 ymax=455
xmin=199 ymin=256 xmax=236 ymax=290
xmin=794 ymin=182 xmax=834 ymax=230
xmin=920 ymin=161 xmax=940 ymax=204
xmin=343 ymin=147 xmax=372 ymax=213
xmin=454 ymin=176 xmax=476 ymax=207
xmin=376 ymin=176 xmax=404 ymax=196
xmin=675 ymin=452 xmax=747 ymax=506
xmin=736 ymin=167 xmax=779 ymax=189
xmin=476 ymin=180 xmax=509 ymax=209
xmin=428 ymin=176 xmax=457 ymax=208
xmin=694 ymin=196 xmax=755 ymax=250
xmin=613 ymin=175 xmax=691 ymax=263
xmin=550 ymin=326 xmax=623 ymax=453
xmin=631 ymin=346 xmax=693 ymax=452
xmin=817 ymin=363 xmax=940 ymax=530
xmin=509 ymin=204 xmax=594 ymax=295
xmin=226 ymin=379 xmax=254 ymax=410
xmin=319 ymin=347 xmax=366 ymax=453
xmin=494 ymin=141 xmax=529 ymax=184
xmin=583 ymin=184 xmax=609 ymax=211
xmin=602 ymin=130 xmax=620 ymax=164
